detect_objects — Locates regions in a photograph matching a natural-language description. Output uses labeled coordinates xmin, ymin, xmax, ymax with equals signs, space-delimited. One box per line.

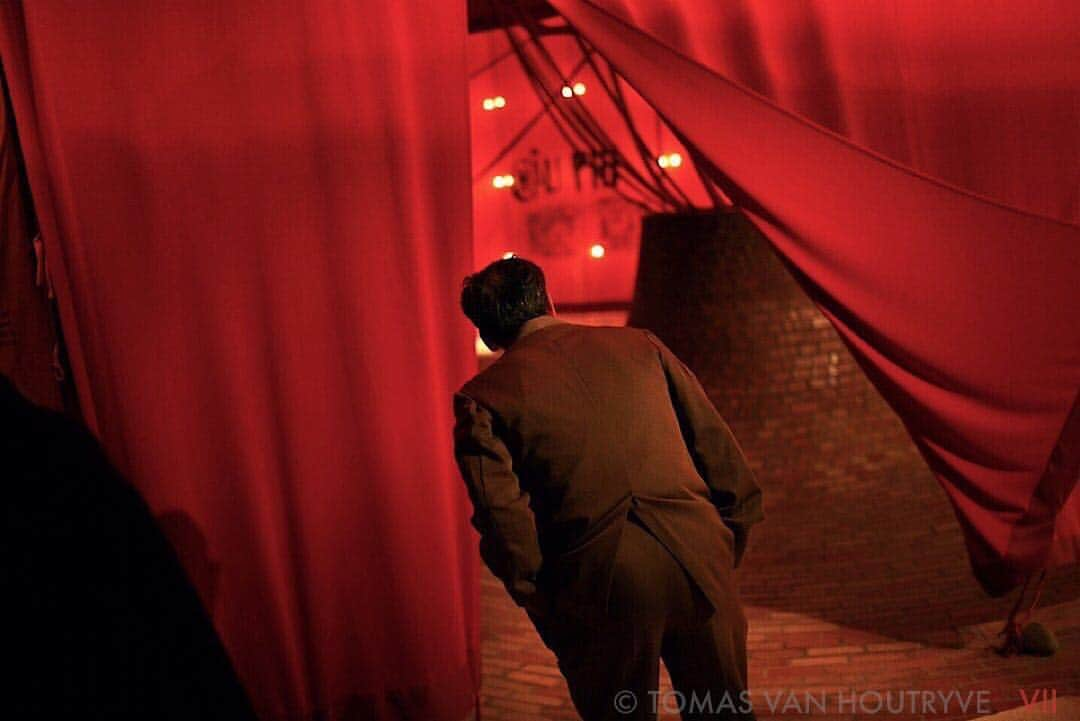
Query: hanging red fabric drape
xmin=559 ymin=0 xmax=1079 ymax=226
xmin=550 ymin=0 xmax=1080 ymax=595
xmin=1 ymin=69 xmax=63 ymax=410
xmin=0 ymin=2 xmax=479 ymax=719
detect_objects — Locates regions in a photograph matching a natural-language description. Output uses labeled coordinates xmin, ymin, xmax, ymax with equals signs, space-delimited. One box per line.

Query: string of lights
xmin=483 ymin=0 xmax=691 ymax=213
xmin=502 ymin=24 xmax=664 ymax=212
xmin=471 ymin=54 xmax=593 ymax=183
xmin=507 ymin=5 xmax=684 ymax=212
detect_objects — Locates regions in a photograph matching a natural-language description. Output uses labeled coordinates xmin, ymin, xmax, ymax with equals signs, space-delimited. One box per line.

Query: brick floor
xmin=480 ymin=565 xmax=1080 ymax=721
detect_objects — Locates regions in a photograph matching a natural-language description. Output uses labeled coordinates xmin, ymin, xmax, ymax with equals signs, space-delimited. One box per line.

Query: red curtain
xmin=0 ymin=2 xmax=479 ymax=719
xmin=558 ymin=0 xmax=1079 ymax=226
xmin=551 ymin=0 xmax=1080 ymax=595
xmin=1 ymin=69 xmax=63 ymax=409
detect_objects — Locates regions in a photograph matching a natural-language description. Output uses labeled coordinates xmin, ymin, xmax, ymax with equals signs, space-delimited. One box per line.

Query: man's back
xmin=454 ymin=320 xmax=763 ymax=621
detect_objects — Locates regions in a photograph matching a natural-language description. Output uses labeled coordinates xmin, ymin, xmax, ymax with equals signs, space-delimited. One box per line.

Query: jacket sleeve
xmin=452 ymin=392 xmax=546 ymax=610
xmin=643 ymin=329 xmax=764 ymax=567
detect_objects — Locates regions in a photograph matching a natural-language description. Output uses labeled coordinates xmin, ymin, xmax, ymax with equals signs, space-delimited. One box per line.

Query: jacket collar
xmin=509 ymin=315 xmax=569 ymax=347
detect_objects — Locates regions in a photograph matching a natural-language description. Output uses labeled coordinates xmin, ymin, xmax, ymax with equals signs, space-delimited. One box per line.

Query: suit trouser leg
xmin=534 ymin=514 xmax=674 ymax=721
xmin=543 ymin=615 xmax=663 ymax=721
xmin=660 ymin=595 xmax=754 ymax=720
xmin=535 ymin=511 xmax=755 ymax=721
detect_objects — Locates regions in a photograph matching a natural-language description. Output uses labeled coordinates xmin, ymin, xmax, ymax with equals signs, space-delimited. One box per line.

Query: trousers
xmin=531 ymin=511 xmax=754 ymax=721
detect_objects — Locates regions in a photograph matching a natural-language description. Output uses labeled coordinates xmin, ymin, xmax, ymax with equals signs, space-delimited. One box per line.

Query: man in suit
xmin=453 ymin=257 xmax=763 ymax=720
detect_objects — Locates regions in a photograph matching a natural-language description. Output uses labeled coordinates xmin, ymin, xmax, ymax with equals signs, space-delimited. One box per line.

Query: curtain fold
xmin=1 ymin=2 xmax=479 ymax=718
xmin=1 ymin=67 xmax=63 ymax=409
xmin=550 ymin=0 xmax=1080 ymax=595
xmin=563 ymin=0 xmax=1080 ymax=225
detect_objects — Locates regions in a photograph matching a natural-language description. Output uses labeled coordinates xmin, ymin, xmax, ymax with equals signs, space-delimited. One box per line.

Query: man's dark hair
xmin=460 ymin=256 xmax=550 ymax=349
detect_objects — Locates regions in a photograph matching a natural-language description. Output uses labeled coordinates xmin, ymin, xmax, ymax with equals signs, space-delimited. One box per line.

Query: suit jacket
xmin=453 ymin=320 xmax=763 ymax=622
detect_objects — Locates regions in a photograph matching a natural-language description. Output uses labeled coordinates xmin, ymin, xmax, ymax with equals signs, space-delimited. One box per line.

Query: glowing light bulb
xmin=657 ymin=152 xmax=684 ymax=169
xmin=492 ymin=174 xmax=515 ymax=189
xmin=502 ymin=252 xmax=515 ymax=259
xmin=493 ymin=95 xmax=506 ymax=108
xmin=561 ymin=85 xmax=574 ymax=98
xmin=572 ymin=81 xmax=586 ymax=96
xmin=589 ymin=243 xmax=606 ymax=259
xmin=482 ymin=98 xmax=495 ymax=111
